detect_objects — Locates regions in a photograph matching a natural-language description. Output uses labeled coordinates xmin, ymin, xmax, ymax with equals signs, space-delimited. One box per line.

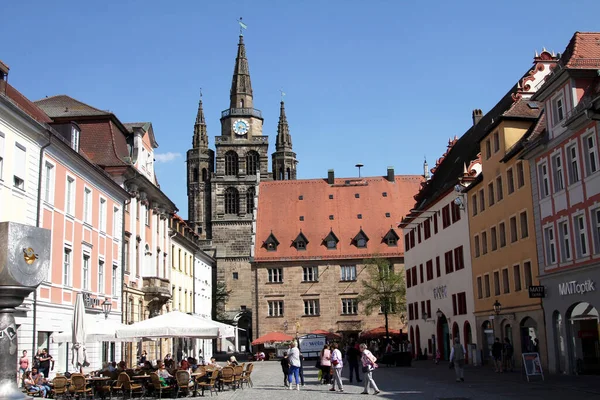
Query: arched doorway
xmin=481 ymin=320 xmax=493 ymax=363
xmin=409 ymin=326 xmax=415 ymax=358
xmin=415 ymin=325 xmax=421 ymax=358
xmin=566 ymin=302 xmax=599 ymax=375
xmin=234 ymin=310 xmax=252 ymax=353
xmin=463 ymin=321 xmax=472 ymax=364
xmin=437 ymin=313 xmax=450 ymax=360
xmin=502 ymin=320 xmax=513 ymax=347
xmin=552 ymin=310 xmax=566 ymax=374
xmin=520 ymin=317 xmax=538 ymax=354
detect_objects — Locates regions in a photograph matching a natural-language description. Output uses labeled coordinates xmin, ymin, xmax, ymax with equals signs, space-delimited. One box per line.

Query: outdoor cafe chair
xmin=175 ymin=370 xmax=194 ymax=397
xmin=196 ymin=370 xmax=219 ymax=397
xmin=233 ymin=365 xmax=244 ymax=389
xmin=51 ymin=376 xmax=70 ymax=400
xmin=117 ymin=372 xmax=144 ymax=399
xmin=149 ymin=372 xmax=175 ymax=399
xmin=219 ymin=366 xmax=235 ymax=391
xmin=240 ymin=363 xmax=253 ymax=388
xmin=70 ymin=374 xmax=92 ymax=399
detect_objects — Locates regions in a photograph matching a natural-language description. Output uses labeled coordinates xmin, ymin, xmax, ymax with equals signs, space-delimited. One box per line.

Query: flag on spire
xmin=238 ymin=17 xmax=247 ymax=34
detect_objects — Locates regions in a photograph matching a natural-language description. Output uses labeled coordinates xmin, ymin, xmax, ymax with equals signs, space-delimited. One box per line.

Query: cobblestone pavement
xmin=206 ymin=360 xmax=600 ymax=400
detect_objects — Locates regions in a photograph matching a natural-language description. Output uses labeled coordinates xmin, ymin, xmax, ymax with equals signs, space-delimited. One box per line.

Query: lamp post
xmin=436 ymin=308 xmax=443 ymax=319
xmin=422 ymin=311 xmax=429 ymax=322
xmin=0 ymin=222 xmax=51 ymax=400
xmin=493 ymin=300 xmax=502 ymax=315
xmin=400 ymin=314 xmax=405 ymax=325
xmin=102 ymin=299 xmax=112 ymax=320
xmin=283 ymin=320 xmax=288 ymax=332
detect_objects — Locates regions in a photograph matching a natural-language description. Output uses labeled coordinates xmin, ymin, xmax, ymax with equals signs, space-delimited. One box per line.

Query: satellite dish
xmin=454 ymin=184 xmax=463 ymax=193
xmin=454 ymin=197 xmax=463 ymax=206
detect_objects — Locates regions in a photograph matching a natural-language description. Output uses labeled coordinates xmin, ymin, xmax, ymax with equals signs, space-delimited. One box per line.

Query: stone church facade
xmin=186 ymin=34 xmax=297 ymax=350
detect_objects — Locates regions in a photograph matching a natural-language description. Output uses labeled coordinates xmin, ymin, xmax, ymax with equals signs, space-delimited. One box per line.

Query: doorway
xmin=520 ymin=317 xmax=538 ymax=354
xmin=481 ymin=320 xmax=493 ymax=363
xmin=567 ymin=302 xmax=599 ymax=375
xmin=437 ymin=313 xmax=449 ymax=360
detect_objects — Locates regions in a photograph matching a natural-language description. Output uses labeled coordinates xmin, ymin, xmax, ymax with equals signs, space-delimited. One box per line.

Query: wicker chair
xmin=70 ymin=373 xmax=93 ymax=399
xmin=117 ymin=372 xmax=144 ymax=399
xmin=240 ymin=362 xmax=253 ymax=388
xmin=233 ymin=365 xmax=244 ymax=389
xmin=196 ymin=370 xmax=219 ymax=397
xmin=220 ymin=366 xmax=235 ymax=391
xmin=175 ymin=370 xmax=194 ymax=397
xmin=51 ymin=376 xmax=70 ymax=400
xmin=149 ymin=372 xmax=175 ymax=399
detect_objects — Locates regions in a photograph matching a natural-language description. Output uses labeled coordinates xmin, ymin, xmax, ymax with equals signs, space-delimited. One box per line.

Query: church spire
xmin=276 ymin=100 xmax=292 ymax=151
xmin=193 ymin=94 xmax=208 ymax=148
xmin=230 ymin=35 xmax=254 ymax=110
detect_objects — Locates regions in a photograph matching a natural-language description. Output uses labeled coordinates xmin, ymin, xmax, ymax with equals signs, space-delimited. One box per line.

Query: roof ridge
xmin=35 ymin=94 xmax=110 ymax=115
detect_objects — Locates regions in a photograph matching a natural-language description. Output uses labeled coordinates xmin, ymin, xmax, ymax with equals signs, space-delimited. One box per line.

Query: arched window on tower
xmin=192 ymin=168 xmax=199 ymax=183
xmin=224 ymin=187 xmax=239 ymax=214
xmin=225 ymin=151 xmax=239 ymax=176
xmin=246 ymin=151 xmax=259 ymax=176
xmin=246 ymin=187 xmax=255 ymax=214
xmin=286 ymin=167 xmax=291 ymax=180
xmin=202 ymin=168 xmax=208 ymax=182
xmin=240 ymin=99 xmax=244 ymax=108
xmin=279 ymin=167 xmax=284 ymax=180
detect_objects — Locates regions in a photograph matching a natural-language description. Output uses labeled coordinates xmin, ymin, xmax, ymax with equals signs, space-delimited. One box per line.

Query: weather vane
xmin=279 ymin=88 xmax=286 ymax=102
xmin=199 ymin=87 xmax=202 ymax=98
xmin=238 ymin=17 xmax=247 ymax=35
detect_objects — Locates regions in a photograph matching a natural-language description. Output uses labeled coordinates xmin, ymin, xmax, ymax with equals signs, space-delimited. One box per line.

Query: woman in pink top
xmin=319 ymin=344 xmax=331 ymax=384
xmin=18 ymin=350 xmax=29 ymax=387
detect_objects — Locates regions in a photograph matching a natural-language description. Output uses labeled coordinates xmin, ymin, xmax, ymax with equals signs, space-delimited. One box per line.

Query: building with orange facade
xmin=251 ymin=168 xmax=422 ymax=340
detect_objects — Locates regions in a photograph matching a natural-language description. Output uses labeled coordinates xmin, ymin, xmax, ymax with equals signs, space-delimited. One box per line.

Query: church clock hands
xmin=233 ymin=119 xmax=249 ymax=136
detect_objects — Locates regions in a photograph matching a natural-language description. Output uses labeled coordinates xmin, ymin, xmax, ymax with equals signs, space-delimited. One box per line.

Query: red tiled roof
xmin=561 ymin=32 xmax=600 ymax=69
xmin=253 ymin=175 xmax=423 ymax=262
xmin=502 ymin=99 xmax=542 ymax=119
xmin=3 ymin=83 xmax=52 ymax=123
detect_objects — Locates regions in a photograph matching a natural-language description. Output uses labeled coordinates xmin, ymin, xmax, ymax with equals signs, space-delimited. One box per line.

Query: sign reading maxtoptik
xmin=558 ymin=279 xmax=596 ymax=296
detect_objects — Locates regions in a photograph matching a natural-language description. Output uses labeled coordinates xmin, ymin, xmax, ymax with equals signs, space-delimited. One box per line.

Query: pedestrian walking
xmin=503 ymin=338 xmax=514 ymax=372
xmin=299 ymin=352 xmax=305 ymax=386
xmin=329 ymin=343 xmax=344 ymax=392
xmin=449 ymin=337 xmax=466 ymax=382
xmin=320 ymin=344 xmax=331 ymax=385
xmin=492 ymin=338 xmax=503 ymax=372
xmin=360 ymin=343 xmax=380 ymax=395
xmin=280 ymin=352 xmax=290 ymax=387
xmin=435 ymin=349 xmax=441 ymax=365
xmin=287 ymin=341 xmax=302 ymax=390
xmin=346 ymin=342 xmax=362 ymax=383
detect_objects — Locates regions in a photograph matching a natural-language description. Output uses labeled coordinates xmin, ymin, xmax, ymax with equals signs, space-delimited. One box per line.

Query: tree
xmin=213 ymin=281 xmax=232 ymax=322
xmin=356 ymin=258 xmax=406 ymax=342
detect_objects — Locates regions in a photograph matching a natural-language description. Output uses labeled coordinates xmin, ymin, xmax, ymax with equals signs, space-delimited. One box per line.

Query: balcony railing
xmin=221 ymin=107 xmax=262 ymax=119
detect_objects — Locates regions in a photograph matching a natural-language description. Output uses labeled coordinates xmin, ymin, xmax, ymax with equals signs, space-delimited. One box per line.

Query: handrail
xmin=221 ymin=108 xmax=262 ymax=118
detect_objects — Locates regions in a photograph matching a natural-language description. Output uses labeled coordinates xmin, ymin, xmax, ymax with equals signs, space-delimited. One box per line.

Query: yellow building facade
xmin=466 ymin=103 xmax=547 ymax=369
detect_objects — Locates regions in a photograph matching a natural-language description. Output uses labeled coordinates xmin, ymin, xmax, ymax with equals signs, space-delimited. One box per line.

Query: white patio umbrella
xmin=72 ymin=292 xmax=89 ymax=371
xmin=52 ymin=315 xmax=130 ymax=343
xmin=115 ymin=311 xmax=220 ymax=339
xmin=192 ymin=315 xmax=236 ymax=338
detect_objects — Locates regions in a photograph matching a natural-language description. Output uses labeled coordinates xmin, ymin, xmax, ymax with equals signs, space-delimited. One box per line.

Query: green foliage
xmin=356 ymin=257 xmax=406 ymax=318
xmin=214 ymin=281 xmax=232 ymax=322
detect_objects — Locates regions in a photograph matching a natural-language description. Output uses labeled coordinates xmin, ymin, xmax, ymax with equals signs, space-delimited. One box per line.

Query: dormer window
xmin=71 ymin=126 xmax=80 ymax=151
xmin=322 ymin=230 xmax=339 ymax=250
xmin=383 ymin=228 xmax=400 ymax=247
xmin=263 ymin=232 xmax=280 ymax=252
xmin=353 ymin=229 xmax=369 ymax=248
xmin=293 ymin=232 xmax=309 ymax=251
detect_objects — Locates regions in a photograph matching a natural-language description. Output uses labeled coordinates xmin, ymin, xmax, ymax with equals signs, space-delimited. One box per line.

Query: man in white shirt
xmin=449 ymin=337 xmax=466 ymax=382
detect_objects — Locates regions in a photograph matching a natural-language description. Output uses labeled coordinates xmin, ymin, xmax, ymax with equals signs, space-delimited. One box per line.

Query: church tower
xmin=271 ymin=100 xmax=298 ymax=180
xmin=186 ymin=96 xmax=214 ymax=239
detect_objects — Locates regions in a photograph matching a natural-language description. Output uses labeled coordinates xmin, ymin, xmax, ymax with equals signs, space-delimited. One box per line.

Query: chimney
xmin=327 ymin=169 xmax=335 ymax=184
xmin=0 ymin=60 xmax=9 ymax=95
xmin=472 ymin=109 xmax=483 ymax=126
xmin=386 ymin=166 xmax=394 ymax=182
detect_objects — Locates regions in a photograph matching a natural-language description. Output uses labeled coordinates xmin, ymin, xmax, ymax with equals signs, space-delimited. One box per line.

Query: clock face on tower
xmin=233 ymin=119 xmax=249 ymax=136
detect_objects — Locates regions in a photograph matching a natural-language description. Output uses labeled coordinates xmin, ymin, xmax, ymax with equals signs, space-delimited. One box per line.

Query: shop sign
xmin=522 ymin=352 xmax=544 ymax=382
xmin=528 ymin=285 xmax=545 ymax=298
xmin=433 ymin=285 xmax=447 ymax=299
xmin=558 ymin=279 xmax=596 ymax=296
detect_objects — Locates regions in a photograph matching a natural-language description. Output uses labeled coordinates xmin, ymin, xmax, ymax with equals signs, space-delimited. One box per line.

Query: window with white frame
xmin=538 ymin=162 xmax=550 ymax=198
xmin=303 ymin=299 xmax=320 ymax=316
xmin=268 ymin=300 xmax=283 ymax=317
xmin=43 ymin=162 xmax=54 ymax=204
xmin=66 ymin=177 xmax=75 ymax=215
xmin=574 ymin=214 xmax=588 ymax=258
xmin=584 ymin=132 xmax=598 ymax=176
xmin=13 ymin=143 xmax=26 ymax=190
xmin=552 ymin=153 xmax=564 ymax=192
xmin=99 ymin=198 xmax=107 ymax=232
xmin=567 ymin=144 xmax=580 ymax=184
xmin=63 ymin=247 xmax=72 ymax=286
xmin=98 ymin=259 xmax=104 ymax=293
xmin=84 ymin=188 xmax=92 ymax=223
xmin=552 ymin=94 xmax=565 ymax=125
xmin=267 ymin=268 xmax=283 ymax=283
xmin=302 ymin=266 xmax=318 ymax=282
xmin=558 ymin=221 xmax=572 ymax=262
xmin=340 ymin=265 xmax=357 ymax=281
xmin=112 ymin=264 xmax=118 ymax=297
xmin=82 ymin=253 xmax=90 ymax=290
xmin=342 ymin=298 xmax=358 ymax=315
xmin=71 ymin=126 xmax=80 ymax=151
xmin=113 ymin=207 xmax=120 ymax=238
xmin=0 ymin=132 xmax=4 ymax=180
xmin=592 ymin=208 xmax=600 ymax=253
xmin=544 ymin=226 xmax=557 ymax=265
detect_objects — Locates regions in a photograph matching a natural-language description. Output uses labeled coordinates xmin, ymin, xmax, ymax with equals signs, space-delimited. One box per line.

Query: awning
xmin=115 ymin=311 xmax=219 ymax=339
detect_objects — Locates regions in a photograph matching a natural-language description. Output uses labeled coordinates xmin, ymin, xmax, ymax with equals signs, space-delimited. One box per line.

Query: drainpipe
xmin=32 ymin=131 xmax=52 ymax=361
xmin=121 ymin=198 xmax=131 ymax=362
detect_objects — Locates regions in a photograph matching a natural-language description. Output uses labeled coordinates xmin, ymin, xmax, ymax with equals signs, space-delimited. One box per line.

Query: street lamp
xmin=400 ymin=314 xmax=405 ymax=324
xmin=283 ymin=320 xmax=288 ymax=332
xmin=493 ymin=300 xmax=502 ymax=315
xmin=102 ymin=299 xmax=112 ymax=320
xmin=422 ymin=311 xmax=429 ymax=321
xmin=436 ymin=308 xmax=443 ymax=319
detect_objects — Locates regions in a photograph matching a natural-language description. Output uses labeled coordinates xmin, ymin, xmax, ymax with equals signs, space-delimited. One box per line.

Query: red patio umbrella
xmin=311 ymin=329 xmax=342 ymax=340
xmin=251 ymin=331 xmax=294 ymax=345
xmin=360 ymin=326 xmax=402 ymax=339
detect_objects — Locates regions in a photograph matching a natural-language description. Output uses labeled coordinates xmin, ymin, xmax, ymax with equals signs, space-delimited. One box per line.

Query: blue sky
xmin=2 ymin=0 xmax=599 ymax=219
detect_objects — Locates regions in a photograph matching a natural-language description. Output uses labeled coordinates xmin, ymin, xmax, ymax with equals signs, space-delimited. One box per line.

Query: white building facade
xmin=194 ymin=250 xmax=215 ymax=359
